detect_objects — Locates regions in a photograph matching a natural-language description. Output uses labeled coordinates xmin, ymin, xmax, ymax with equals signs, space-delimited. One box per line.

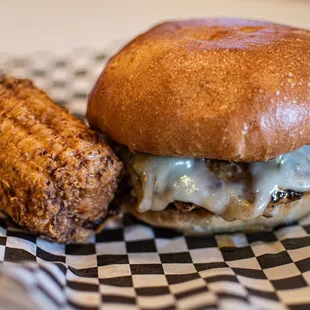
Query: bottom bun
xmin=125 ymin=194 xmax=310 ymax=235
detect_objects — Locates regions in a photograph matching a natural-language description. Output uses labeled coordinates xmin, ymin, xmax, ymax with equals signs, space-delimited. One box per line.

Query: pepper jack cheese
xmin=129 ymin=145 xmax=310 ymax=220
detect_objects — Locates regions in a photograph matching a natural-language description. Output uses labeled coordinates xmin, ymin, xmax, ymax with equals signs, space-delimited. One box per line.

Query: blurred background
xmin=0 ymin=0 xmax=309 ymax=118
xmin=1 ymin=0 xmax=310 ymax=55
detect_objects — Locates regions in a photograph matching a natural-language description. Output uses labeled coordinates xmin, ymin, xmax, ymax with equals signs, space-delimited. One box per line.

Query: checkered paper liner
xmin=1 ymin=47 xmax=310 ymax=310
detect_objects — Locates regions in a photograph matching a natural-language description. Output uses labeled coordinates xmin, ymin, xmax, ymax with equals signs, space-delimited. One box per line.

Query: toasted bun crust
xmin=88 ymin=19 xmax=310 ymax=161
xmin=125 ymin=194 xmax=310 ymax=235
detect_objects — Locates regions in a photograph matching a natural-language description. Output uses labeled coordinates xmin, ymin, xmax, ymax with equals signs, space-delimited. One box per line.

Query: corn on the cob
xmin=0 ymin=76 xmax=123 ymax=243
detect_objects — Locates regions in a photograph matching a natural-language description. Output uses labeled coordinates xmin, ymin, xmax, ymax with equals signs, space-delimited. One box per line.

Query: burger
xmin=87 ymin=19 xmax=310 ymax=234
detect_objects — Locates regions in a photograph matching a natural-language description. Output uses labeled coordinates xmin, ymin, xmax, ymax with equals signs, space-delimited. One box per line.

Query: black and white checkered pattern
xmin=1 ymin=48 xmax=310 ymax=310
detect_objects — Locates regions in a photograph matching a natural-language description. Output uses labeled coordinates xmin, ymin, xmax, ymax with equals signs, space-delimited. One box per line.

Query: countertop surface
xmin=1 ymin=0 xmax=310 ymax=55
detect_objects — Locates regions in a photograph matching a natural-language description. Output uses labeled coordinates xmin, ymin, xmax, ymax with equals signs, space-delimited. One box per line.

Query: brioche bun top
xmin=87 ymin=19 xmax=310 ymax=161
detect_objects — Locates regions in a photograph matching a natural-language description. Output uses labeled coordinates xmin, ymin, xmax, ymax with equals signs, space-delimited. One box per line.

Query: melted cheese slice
xmin=129 ymin=146 xmax=310 ymax=220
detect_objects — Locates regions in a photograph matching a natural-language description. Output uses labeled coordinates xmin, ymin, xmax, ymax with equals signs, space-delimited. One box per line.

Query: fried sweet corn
xmin=0 ymin=77 xmax=123 ymax=243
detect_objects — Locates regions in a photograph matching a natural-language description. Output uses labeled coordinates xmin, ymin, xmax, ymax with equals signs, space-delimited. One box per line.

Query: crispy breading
xmin=0 ymin=76 xmax=123 ymax=243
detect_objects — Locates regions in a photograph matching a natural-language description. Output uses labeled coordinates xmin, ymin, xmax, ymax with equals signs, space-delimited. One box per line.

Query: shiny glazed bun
xmin=87 ymin=19 xmax=310 ymax=162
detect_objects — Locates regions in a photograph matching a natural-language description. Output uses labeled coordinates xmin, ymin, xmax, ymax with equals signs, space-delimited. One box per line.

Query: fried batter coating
xmin=0 ymin=77 xmax=123 ymax=243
